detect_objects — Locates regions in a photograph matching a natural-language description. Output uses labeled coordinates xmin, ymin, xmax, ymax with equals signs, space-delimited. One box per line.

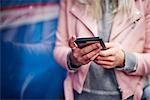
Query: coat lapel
xmin=70 ymin=2 xmax=98 ymax=37
xmin=110 ymin=0 xmax=142 ymax=40
xmin=70 ymin=0 xmax=142 ymax=40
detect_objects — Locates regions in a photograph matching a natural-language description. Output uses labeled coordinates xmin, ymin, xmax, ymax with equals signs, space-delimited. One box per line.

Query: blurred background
xmin=1 ymin=0 xmax=67 ymax=99
xmin=1 ymin=0 xmax=150 ymax=100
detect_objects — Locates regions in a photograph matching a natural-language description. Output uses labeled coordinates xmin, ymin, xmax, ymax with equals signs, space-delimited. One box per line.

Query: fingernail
xmin=73 ymin=42 xmax=78 ymax=47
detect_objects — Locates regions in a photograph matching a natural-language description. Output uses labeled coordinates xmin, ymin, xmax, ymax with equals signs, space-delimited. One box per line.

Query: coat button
xmin=136 ymin=11 xmax=140 ymax=15
xmin=71 ymin=8 xmax=75 ymax=11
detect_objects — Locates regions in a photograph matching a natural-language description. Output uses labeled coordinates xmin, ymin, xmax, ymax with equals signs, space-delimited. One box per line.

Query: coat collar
xmin=70 ymin=0 xmax=142 ymax=39
xmin=70 ymin=2 xmax=98 ymax=37
xmin=110 ymin=1 xmax=142 ymax=40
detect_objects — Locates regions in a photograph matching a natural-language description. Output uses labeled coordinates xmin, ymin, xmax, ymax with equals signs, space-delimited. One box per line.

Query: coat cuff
xmin=67 ymin=52 xmax=81 ymax=72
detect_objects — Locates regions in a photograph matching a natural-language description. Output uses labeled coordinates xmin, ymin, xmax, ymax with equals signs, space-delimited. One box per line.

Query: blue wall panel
xmin=1 ymin=0 xmax=66 ymax=99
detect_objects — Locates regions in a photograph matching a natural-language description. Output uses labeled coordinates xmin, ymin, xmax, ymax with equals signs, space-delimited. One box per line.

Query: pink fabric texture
xmin=54 ymin=0 xmax=150 ymax=100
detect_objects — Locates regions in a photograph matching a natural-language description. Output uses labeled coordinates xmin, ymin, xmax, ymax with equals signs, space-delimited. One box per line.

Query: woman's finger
xmin=94 ymin=60 xmax=115 ymax=67
xmin=99 ymin=48 xmax=115 ymax=57
xmin=105 ymin=42 xmax=114 ymax=49
xmin=95 ymin=56 xmax=115 ymax=62
xmin=82 ymin=48 xmax=100 ymax=60
xmin=80 ymin=43 xmax=101 ymax=55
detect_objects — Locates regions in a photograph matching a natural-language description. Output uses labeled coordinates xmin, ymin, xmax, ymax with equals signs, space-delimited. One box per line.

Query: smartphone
xmin=74 ymin=37 xmax=106 ymax=50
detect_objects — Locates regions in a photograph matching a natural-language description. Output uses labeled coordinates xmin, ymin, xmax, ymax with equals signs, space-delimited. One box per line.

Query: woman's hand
xmin=68 ymin=36 xmax=101 ymax=66
xmin=94 ymin=42 xmax=125 ymax=69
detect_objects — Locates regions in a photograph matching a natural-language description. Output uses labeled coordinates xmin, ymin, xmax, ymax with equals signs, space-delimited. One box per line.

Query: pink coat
xmin=54 ymin=0 xmax=150 ymax=100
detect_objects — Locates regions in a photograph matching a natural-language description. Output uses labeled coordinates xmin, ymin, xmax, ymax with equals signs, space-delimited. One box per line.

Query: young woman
xmin=54 ymin=0 xmax=150 ymax=100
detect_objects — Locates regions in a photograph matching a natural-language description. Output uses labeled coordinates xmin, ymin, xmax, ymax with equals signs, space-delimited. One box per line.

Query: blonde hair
xmin=77 ymin=0 xmax=135 ymax=20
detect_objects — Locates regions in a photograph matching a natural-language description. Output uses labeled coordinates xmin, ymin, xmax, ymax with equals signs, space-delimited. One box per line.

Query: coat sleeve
xmin=130 ymin=0 xmax=150 ymax=76
xmin=54 ymin=0 xmax=72 ymax=70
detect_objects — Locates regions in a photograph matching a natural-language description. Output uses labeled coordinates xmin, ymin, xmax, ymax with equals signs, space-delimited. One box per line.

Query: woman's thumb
xmin=68 ymin=36 xmax=77 ymax=49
